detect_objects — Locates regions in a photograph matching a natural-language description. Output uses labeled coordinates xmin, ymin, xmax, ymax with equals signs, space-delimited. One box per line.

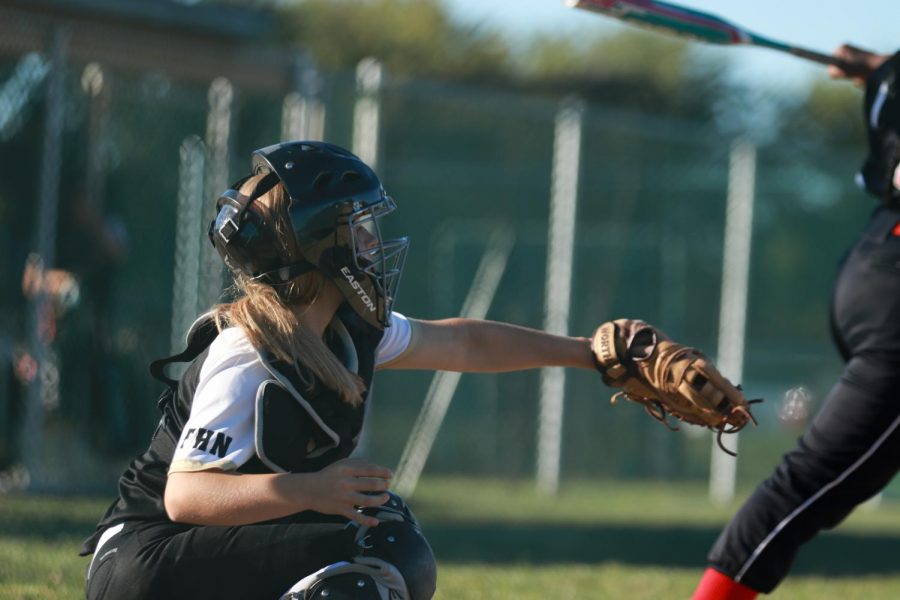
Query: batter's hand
xmin=307 ymin=458 xmax=393 ymax=527
xmin=828 ymin=44 xmax=890 ymax=86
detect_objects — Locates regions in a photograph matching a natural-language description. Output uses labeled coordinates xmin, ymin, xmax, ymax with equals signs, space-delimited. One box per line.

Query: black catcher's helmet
xmin=859 ymin=52 xmax=900 ymax=202
xmin=208 ymin=141 xmax=408 ymax=329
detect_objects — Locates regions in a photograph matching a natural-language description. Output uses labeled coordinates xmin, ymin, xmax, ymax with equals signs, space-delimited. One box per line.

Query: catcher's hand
xmin=590 ymin=319 xmax=761 ymax=456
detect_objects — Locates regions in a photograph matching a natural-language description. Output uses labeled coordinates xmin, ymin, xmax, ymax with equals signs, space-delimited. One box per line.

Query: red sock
xmin=691 ymin=568 xmax=759 ymax=600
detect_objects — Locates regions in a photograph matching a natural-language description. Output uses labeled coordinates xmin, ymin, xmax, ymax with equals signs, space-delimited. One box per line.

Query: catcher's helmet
xmin=208 ymin=141 xmax=408 ymax=329
xmin=859 ymin=52 xmax=900 ymax=201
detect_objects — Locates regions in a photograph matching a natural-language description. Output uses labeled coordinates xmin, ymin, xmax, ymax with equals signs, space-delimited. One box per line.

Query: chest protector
xmin=154 ymin=305 xmax=383 ymax=474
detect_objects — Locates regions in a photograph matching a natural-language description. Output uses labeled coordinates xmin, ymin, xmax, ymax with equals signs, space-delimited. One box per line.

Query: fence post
xmin=199 ymin=77 xmax=233 ymax=309
xmin=170 ymin=136 xmax=207 ymax=359
xmin=282 ymin=52 xmax=325 ymax=142
xmin=22 ymin=26 xmax=68 ymax=489
xmin=352 ymin=57 xmax=382 ymax=169
xmin=82 ymin=62 xmax=109 ymax=211
xmin=0 ymin=53 xmax=50 ymax=139
xmin=536 ymin=96 xmax=584 ymax=495
xmin=710 ymin=138 xmax=756 ymax=505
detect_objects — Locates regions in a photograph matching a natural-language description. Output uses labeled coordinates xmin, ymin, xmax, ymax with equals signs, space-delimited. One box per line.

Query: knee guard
xmin=354 ymin=497 xmax=437 ymax=600
xmin=279 ymin=560 xmax=405 ymax=600
xmin=280 ymin=493 xmax=437 ymax=600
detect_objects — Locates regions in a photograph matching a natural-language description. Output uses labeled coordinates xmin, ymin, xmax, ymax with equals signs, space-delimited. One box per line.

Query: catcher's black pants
xmin=707 ymin=205 xmax=900 ymax=593
xmin=85 ymin=514 xmax=357 ymax=600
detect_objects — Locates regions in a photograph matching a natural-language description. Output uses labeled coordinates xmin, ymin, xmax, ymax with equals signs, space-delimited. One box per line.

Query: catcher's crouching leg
xmin=280 ymin=492 xmax=437 ymax=600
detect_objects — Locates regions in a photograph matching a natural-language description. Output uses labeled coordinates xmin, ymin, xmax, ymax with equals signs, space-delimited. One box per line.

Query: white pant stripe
xmin=87 ymin=522 xmax=125 ymax=581
xmin=735 ymin=411 xmax=900 ymax=581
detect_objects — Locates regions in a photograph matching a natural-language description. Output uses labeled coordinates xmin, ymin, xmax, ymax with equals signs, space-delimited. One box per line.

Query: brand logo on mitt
xmin=340 ymin=266 xmax=376 ymax=313
xmin=180 ymin=427 xmax=233 ymax=459
xmin=597 ymin=327 xmax=614 ymax=362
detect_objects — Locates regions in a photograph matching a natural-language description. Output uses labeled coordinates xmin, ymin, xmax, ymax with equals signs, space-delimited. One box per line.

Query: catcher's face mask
xmin=347 ymin=197 xmax=407 ymax=314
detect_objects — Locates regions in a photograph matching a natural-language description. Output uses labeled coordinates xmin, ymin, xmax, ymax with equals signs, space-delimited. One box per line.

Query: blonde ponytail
xmin=211 ymin=174 xmax=366 ymax=406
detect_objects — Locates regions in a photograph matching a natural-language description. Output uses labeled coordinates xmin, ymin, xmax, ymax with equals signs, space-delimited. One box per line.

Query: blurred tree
xmin=518 ymin=30 xmax=729 ymax=120
xmin=279 ymin=0 xmax=510 ymax=80
xmin=277 ymin=0 xmax=730 ymax=119
xmin=525 ymin=30 xmax=691 ymax=87
xmin=781 ymin=78 xmax=865 ymax=148
xmin=740 ymin=78 xmax=869 ymax=352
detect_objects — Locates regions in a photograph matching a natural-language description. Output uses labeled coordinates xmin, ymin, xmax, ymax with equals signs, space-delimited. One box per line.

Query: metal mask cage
xmin=347 ymin=196 xmax=409 ymax=313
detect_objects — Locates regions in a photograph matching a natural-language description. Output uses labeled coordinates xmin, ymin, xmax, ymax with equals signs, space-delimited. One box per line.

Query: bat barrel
xmin=568 ymin=0 xmax=857 ymax=73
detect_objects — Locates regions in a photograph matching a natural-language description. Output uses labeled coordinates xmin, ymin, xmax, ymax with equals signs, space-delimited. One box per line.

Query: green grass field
xmin=3 ymin=477 xmax=900 ymax=599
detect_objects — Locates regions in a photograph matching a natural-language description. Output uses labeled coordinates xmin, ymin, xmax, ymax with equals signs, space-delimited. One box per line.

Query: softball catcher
xmin=80 ymin=141 xmax=750 ymax=599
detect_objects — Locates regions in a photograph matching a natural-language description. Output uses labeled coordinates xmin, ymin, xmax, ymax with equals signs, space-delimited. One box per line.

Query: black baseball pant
xmin=85 ymin=514 xmax=356 ymax=600
xmin=707 ymin=205 xmax=900 ymax=593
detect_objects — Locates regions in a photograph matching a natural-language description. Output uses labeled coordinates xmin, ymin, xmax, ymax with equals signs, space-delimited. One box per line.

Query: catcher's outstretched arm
xmin=380 ymin=317 xmax=595 ymax=373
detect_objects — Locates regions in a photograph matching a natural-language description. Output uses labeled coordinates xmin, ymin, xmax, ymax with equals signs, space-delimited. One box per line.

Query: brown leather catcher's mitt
xmin=591 ymin=319 xmax=761 ymax=455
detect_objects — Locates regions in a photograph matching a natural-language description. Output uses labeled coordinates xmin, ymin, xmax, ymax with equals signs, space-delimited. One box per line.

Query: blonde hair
xmin=212 ymin=174 xmax=366 ymax=405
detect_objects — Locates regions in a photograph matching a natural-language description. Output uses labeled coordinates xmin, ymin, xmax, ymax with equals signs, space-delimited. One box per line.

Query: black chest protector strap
xmin=149 ymin=317 xmax=220 ymax=388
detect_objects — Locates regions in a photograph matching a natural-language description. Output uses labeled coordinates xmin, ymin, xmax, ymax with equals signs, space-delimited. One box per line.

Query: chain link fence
xmin=0 ymin=4 xmax=881 ymax=497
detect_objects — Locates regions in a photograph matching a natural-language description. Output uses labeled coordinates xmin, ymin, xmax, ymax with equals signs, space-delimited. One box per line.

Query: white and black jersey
xmin=171 ymin=310 xmax=415 ymax=474
xmin=81 ymin=307 xmax=417 ymax=556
